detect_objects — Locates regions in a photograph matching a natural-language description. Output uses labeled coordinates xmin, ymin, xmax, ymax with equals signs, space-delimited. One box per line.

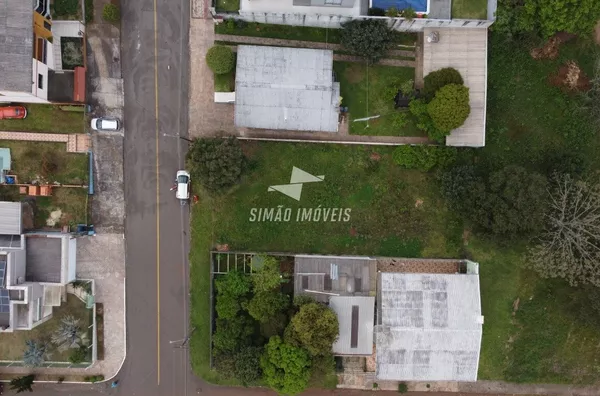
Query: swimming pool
xmin=371 ymin=0 xmax=428 ymax=13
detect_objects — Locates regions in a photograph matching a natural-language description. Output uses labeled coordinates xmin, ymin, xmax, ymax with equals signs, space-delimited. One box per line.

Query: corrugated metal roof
xmin=423 ymin=28 xmax=488 ymax=147
xmin=0 ymin=1 xmax=34 ymax=92
xmin=330 ymin=296 xmax=375 ymax=356
xmin=376 ymin=272 xmax=482 ymax=381
xmin=0 ymin=202 xmax=22 ymax=235
xmin=234 ymin=45 xmax=340 ymax=132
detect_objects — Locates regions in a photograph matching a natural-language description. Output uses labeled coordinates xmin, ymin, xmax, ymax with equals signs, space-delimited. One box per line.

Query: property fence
xmin=0 ymin=361 xmax=90 ymax=368
xmin=214 ymin=12 xmax=494 ymax=32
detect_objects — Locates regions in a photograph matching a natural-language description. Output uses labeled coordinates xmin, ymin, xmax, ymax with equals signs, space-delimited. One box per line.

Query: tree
xmin=252 ymin=255 xmax=284 ymax=293
xmin=206 ymin=45 xmax=235 ymax=75
xmin=392 ymin=145 xmax=457 ymax=172
xmin=423 ymin=68 xmax=464 ymax=100
xmin=427 ymin=84 xmax=470 ymax=133
xmin=408 ymin=99 xmax=445 ymax=141
xmin=102 ymin=4 xmax=120 ymax=23
xmin=51 ymin=315 xmax=88 ymax=352
xmin=528 ymin=174 xmax=600 ymax=286
xmin=340 ymin=19 xmax=393 ymax=63
xmin=439 ymin=165 xmax=486 ymax=213
xmin=260 ymin=336 xmax=312 ymax=395
xmin=53 ymin=0 xmax=78 ymax=16
xmin=23 ymin=340 xmax=48 ymax=367
xmin=246 ymin=291 xmax=289 ymax=323
xmin=215 ymin=271 xmax=252 ymax=319
xmin=212 ymin=316 xmax=255 ymax=354
xmin=186 ymin=137 xmax=245 ymax=192
xmin=235 ymin=346 xmax=263 ymax=385
xmin=69 ymin=345 xmax=88 ymax=364
xmin=493 ymin=0 xmax=600 ymax=38
xmin=287 ymin=302 xmax=338 ymax=356
xmin=10 ymin=375 xmax=35 ymax=393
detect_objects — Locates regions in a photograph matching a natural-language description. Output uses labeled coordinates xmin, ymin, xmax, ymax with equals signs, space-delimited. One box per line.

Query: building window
xmin=325 ymin=0 xmax=342 ymax=4
xmin=38 ymin=74 xmax=44 ymax=90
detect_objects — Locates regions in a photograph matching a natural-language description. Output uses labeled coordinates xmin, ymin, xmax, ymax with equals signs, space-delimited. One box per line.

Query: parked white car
xmin=175 ymin=170 xmax=190 ymax=200
xmin=91 ymin=117 xmax=120 ymax=131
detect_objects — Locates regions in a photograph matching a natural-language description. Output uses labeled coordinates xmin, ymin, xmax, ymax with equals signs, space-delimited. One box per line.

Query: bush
xmin=287 ymin=302 xmax=339 ymax=356
xmin=408 ymin=99 xmax=446 ymax=142
xmin=401 ymin=7 xmax=417 ymax=20
xmin=206 ymin=45 xmax=235 ymax=75
xmin=428 ymin=84 xmax=470 ymax=133
xmin=398 ymin=382 xmax=408 ymax=393
xmin=226 ymin=18 xmax=235 ymax=31
xmin=392 ymin=145 xmax=458 ymax=172
xmin=251 ymin=255 xmax=284 ymax=293
xmin=235 ymin=346 xmax=263 ymax=385
xmin=213 ymin=316 xmax=254 ymax=354
xmin=391 ymin=112 xmax=408 ymax=129
xmin=439 ymin=165 xmax=486 ymax=213
xmin=102 ymin=4 xmax=120 ymax=23
xmin=261 ymin=336 xmax=312 ymax=395
xmin=385 ymin=7 xmax=399 ymax=17
xmin=423 ymin=68 xmax=464 ymax=99
xmin=53 ymin=0 xmax=78 ymax=16
xmin=186 ymin=137 xmax=245 ymax=192
xmin=68 ymin=346 xmax=87 ymax=364
xmin=85 ymin=0 xmax=94 ymax=24
xmin=215 ymin=271 xmax=251 ymax=319
xmin=245 ymin=291 xmax=289 ymax=323
xmin=23 ymin=340 xmax=48 ymax=367
xmin=341 ymin=19 xmax=393 ymax=63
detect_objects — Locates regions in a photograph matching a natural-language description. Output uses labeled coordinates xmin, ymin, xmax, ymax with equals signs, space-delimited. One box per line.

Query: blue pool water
xmin=372 ymin=0 xmax=428 ymax=13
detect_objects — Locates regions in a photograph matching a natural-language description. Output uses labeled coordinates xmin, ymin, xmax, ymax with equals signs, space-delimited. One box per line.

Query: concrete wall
xmin=0 ymin=90 xmax=49 ymax=104
xmin=217 ymin=12 xmax=494 ymax=32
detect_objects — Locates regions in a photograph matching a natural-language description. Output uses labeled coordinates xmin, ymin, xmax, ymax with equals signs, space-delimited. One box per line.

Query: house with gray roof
xmin=234 ymin=45 xmax=341 ymax=133
xmin=0 ymin=202 xmax=77 ymax=332
xmin=376 ymin=264 xmax=483 ymax=381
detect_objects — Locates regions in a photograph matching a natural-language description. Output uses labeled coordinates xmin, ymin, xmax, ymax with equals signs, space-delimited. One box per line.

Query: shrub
xmin=439 ymin=165 xmax=486 ymax=213
xmin=408 ymin=99 xmax=446 ymax=142
xmin=215 ymin=271 xmax=251 ymax=319
xmin=235 ymin=346 xmax=263 ymax=385
xmin=287 ymin=302 xmax=339 ymax=356
xmin=428 ymin=84 xmax=470 ymax=133
xmin=85 ymin=0 xmax=94 ymax=24
xmin=235 ymin=19 xmax=247 ymax=29
xmin=53 ymin=0 xmax=78 ymax=16
xmin=398 ymin=382 xmax=408 ymax=393
xmin=206 ymin=45 xmax=235 ymax=75
xmin=385 ymin=7 xmax=399 ymax=17
xmin=102 ymin=4 xmax=120 ymax=23
xmin=423 ymin=68 xmax=464 ymax=99
xmin=186 ymin=137 xmax=245 ymax=192
xmin=213 ymin=354 xmax=236 ymax=377
xmin=51 ymin=315 xmax=88 ymax=352
xmin=399 ymin=79 xmax=414 ymax=97
xmin=212 ymin=316 xmax=254 ymax=354
xmin=23 ymin=340 xmax=48 ymax=367
xmin=401 ymin=7 xmax=417 ymax=20
xmin=245 ymin=291 xmax=289 ymax=323
xmin=251 ymin=255 xmax=284 ymax=293
xmin=341 ymin=19 xmax=393 ymax=63
xmin=391 ymin=112 xmax=408 ymax=129
xmin=392 ymin=145 xmax=457 ymax=172
xmin=261 ymin=336 xmax=312 ymax=395
xmin=68 ymin=346 xmax=87 ymax=364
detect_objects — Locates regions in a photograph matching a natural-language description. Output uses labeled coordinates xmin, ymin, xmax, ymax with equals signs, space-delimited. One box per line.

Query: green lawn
xmin=0 ymin=104 xmax=84 ymax=134
xmin=0 ymin=294 xmax=92 ymax=363
xmin=214 ymin=71 xmax=235 ymax=93
xmin=452 ymin=0 xmax=488 ymax=20
xmin=334 ymin=61 xmax=425 ymax=137
xmin=216 ymin=0 xmax=240 ymax=12
xmin=215 ymin=22 xmax=416 ymax=47
xmin=33 ymin=187 xmax=89 ymax=228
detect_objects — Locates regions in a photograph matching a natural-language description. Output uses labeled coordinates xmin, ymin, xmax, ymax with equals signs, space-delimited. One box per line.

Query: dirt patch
xmin=344 ymin=64 xmax=365 ymax=84
xmin=530 ymin=32 xmax=576 ymax=60
xmin=46 ymin=209 xmax=63 ymax=227
xmin=549 ymin=60 xmax=591 ymax=92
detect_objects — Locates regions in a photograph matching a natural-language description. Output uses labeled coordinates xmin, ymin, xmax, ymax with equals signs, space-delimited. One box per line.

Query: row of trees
xmin=212 ymin=256 xmax=339 ymax=393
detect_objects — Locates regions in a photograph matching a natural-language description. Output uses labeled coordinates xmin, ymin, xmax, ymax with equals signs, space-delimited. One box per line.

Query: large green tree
xmin=251 ymin=255 xmax=284 ymax=293
xmin=212 ymin=316 xmax=255 ymax=354
xmin=427 ymin=84 xmax=470 ymax=134
xmin=245 ymin=291 xmax=289 ymax=323
xmin=494 ymin=0 xmax=600 ymax=38
xmin=260 ymin=336 xmax=312 ymax=395
xmin=340 ymin=19 xmax=393 ymax=62
xmin=286 ymin=302 xmax=339 ymax=356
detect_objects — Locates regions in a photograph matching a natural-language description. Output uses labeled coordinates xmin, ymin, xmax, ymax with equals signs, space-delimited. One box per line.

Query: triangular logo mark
xmin=290 ymin=167 xmax=325 ymax=184
xmin=268 ymin=167 xmax=325 ymax=201
xmin=268 ymin=184 xmax=303 ymax=201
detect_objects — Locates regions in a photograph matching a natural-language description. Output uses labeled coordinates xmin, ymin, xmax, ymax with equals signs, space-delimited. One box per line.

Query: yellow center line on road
xmin=153 ymin=0 xmax=161 ymax=386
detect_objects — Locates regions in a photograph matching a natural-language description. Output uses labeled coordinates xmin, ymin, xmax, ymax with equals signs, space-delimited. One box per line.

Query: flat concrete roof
xmin=25 ymin=236 xmax=62 ymax=283
xmin=235 ymin=45 xmax=340 ymax=132
xmin=330 ymin=296 xmax=375 ymax=356
xmin=0 ymin=1 xmax=33 ymax=92
xmin=376 ymin=272 xmax=483 ymax=381
xmin=423 ymin=28 xmax=488 ymax=147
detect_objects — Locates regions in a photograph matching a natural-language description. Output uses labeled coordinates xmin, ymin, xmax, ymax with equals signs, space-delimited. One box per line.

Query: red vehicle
xmin=0 ymin=106 xmax=27 ymax=120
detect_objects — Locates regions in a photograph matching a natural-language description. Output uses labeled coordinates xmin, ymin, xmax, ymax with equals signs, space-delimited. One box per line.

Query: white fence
xmin=214 ymin=12 xmax=494 ymax=32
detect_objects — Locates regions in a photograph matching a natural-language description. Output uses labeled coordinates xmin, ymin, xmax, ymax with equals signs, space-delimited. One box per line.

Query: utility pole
xmin=169 ymin=327 xmax=196 ymax=349
xmin=162 ymin=133 xmax=193 ymax=143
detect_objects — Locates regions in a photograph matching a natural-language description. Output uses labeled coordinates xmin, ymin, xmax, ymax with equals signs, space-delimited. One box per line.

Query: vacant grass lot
xmin=0 ymin=294 xmax=91 ymax=362
xmin=216 ymin=0 xmax=239 ymax=12
xmin=334 ymin=62 xmax=425 ymax=137
xmin=190 ymin=34 xmax=600 ymax=385
xmin=452 ymin=0 xmax=488 ymax=20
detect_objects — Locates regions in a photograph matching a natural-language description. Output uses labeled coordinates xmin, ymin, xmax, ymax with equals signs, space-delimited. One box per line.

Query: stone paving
xmin=0 ymin=131 xmax=90 ymax=152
